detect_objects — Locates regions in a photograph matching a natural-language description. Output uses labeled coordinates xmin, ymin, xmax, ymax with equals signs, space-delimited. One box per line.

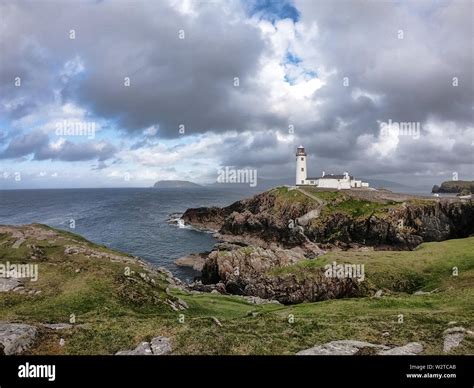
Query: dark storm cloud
xmin=0 ymin=131 xmax=49 ymax=159
xmin=293 ymin=0 xmax=473 ymax=132
xmin=0 ymin=130 xmax=116 ymax=162
xmin=0 ymin=7 xmax=58 ymax=120
xmin=219 ymin=130 xmax=291 ymax=167
xmin=78 ymin=16 xmax=266 ymax=135
xmin=0 ymin=0 xmax=267 ymax=136
xmin=0 ymin=0 xmax=472 ymax=187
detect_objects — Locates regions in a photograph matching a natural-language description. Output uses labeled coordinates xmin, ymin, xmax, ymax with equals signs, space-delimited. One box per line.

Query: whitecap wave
xmin=167 ymin=213 xmax=192 ymax=229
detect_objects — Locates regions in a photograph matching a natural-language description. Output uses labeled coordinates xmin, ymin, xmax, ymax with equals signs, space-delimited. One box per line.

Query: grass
xmin=269 ymin=237 xmax=474 ymax=292
xmin=311 ymin=190 xmax=396 ymax=217
xmin=277 ymin=187 xmax=400 ymax=218
xmin=324 ymin=198 xmax=390 ymax=217
xmin=271 ymin=187 xmax=318 ymax=209
xmin=0 ymin=225 xmax=472 ymax=355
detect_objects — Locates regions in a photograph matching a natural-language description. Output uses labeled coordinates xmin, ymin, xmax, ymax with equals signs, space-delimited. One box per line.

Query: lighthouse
xmin=294 ymin=145 xmax=370 ymax=188
xmin=296 ymin=145 xmax=307 ymax=185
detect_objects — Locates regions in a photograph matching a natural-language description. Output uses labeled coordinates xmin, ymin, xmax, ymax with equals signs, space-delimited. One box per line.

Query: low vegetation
xmin=0 ymin=224 xmax=472 ymax=355
xmin=277 ymin=186 xmax=401 ymax=218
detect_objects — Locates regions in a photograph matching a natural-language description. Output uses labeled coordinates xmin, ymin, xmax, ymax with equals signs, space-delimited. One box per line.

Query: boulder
xmin=374 ymin=289 xmax=383 ymax=298
xmin=378 ymin=342 xmax=423 ymax=355
xmin=443 ymin=327 xmax=467 ymax=353
xmin=0 ymin=278 xmax=22 ymax=292
xmin=175 ymin=253 xmax=206 ymax=272
xmin=0 ymin=322 xmax=37 ymax=355
xmin=116 ymin=336 xmax=172 ymax=355
xmin=116 ymin=342 xmax=152 ymax=355
xmin=42 ymin=323 xmax=73 ymax=330
xmin=297 ymin=340 xmax=389 ymax=355
xmin=150 ymin=336 xmax=172 ymax=355
xmin=297 ymin=340 xmax=423 ymax=356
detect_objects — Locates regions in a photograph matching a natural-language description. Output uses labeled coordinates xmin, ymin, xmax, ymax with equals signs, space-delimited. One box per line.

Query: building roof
xmin=318 ymin=174 xmax=354 ymax=180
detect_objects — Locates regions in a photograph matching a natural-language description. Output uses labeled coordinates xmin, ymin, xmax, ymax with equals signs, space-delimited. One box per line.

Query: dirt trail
xmin=296 ymin=187 xmax=325 ymax=206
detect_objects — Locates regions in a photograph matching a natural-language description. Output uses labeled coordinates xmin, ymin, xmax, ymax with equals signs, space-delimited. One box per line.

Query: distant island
xmin=432 ymin=180 xmax=473 ymax=195
xmin=153 ymin=180 xmax=202 ymax=189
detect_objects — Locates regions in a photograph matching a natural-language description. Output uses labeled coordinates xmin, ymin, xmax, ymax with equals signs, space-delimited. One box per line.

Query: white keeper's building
xmin=296 ymin=145 xmax=369 ymax=189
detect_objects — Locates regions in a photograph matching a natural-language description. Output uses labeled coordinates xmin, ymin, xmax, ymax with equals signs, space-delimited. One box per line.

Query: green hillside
xmin=0 ymin=224 xmax=472 ymax=355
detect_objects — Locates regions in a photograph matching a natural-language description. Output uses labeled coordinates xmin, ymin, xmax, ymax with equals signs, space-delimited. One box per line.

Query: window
xmin=301 ymin=168 xmax=304 ymax=172
xmin=301 ymin=180 xmax=304 ymax=184
xmin=301 ymin=157 xmax=304 ymax=161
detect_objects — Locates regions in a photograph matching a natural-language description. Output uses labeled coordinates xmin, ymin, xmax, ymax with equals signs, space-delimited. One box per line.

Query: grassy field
xmin=300 ymin=187 xmax=401 ymax=217
xmin=270 ymin=187 xmax=318 ymax=211
xmin=0 ymin=224 xmax=472 ymax=355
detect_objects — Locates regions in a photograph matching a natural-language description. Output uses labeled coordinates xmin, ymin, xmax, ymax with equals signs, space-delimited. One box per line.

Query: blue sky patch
xmin=285 ymin=51 xmax=302 ymax=65
xmin=243 ymin=0 xmax=300 ymax=23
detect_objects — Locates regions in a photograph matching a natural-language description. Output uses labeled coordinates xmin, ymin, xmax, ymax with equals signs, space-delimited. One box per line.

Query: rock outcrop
xmin=41 ymin=323 xmax=73 ymax=330
xmin=199 ymin=245 xmax=366 ymax=304
xmin=116 ymin=336 xmax=172 ymax=355
xmin=182 ymin=188 xmax=474 ymax=303
xmin=443 ymin=327 xmax=472 ymax=353
xmin=296 ymin=340 xmax=423 ymax=355
xmin=0 ymin=278 xmax=23 ymax=292
xmin=0 ymin=323 xmax=37 ymax=355
xmin=182 ymin=188 xmax=474 ymax=250
xmin=181 ymin=204 xmax=241 ymax=232
xmin=432 ymin=180 xmax=474 ymax=194
xmin=377 ymin=342 xmax=424 ymax=355
xmin=175 ymin=253 xmax=207 ymax=272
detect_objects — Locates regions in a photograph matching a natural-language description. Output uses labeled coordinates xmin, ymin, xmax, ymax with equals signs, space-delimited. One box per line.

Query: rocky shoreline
xmin=178 ymin=187 xmax=474 ymax=303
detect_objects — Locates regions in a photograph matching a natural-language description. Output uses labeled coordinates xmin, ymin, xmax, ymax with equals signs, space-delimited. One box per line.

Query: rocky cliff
xmin=181 ymin=187 xmax=474 ymax=303
xmin=182 ymin=187 xmax=474 ymax=250
xmin=199 ymin=244 xmax=367 ymax=304
xmin=432 ymin=180 xmax=474 ymax=194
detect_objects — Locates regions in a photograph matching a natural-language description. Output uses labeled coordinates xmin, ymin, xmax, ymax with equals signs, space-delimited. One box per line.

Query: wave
xmin=166 ymin=213 xmax=214 ymax=234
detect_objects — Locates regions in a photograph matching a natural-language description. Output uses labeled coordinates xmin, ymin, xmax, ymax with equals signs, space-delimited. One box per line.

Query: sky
xmin=0 ymin=0 xmax=473 ymax=189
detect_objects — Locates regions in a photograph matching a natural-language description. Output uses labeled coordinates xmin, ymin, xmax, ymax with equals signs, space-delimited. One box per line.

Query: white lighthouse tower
xmin=296 ymin=145 xmax=307 ymax=185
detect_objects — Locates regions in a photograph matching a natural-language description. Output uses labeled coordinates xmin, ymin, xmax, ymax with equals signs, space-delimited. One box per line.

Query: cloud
xmin=0 ymin=131 xmax=49 ymax=159
xmin=1 ymin=0 xmax=269 ymax=137
xmin=0 ymin=0 xmax=472 ymax=188
xmin=0 ymin=130 xmax=116 ymax=162
xmin=35 ymin=139 xmax=116 ymax=162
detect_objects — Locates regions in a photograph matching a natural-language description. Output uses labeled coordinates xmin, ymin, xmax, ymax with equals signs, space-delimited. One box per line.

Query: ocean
xmin=0 ymin=187 xmax=257 ymax=280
